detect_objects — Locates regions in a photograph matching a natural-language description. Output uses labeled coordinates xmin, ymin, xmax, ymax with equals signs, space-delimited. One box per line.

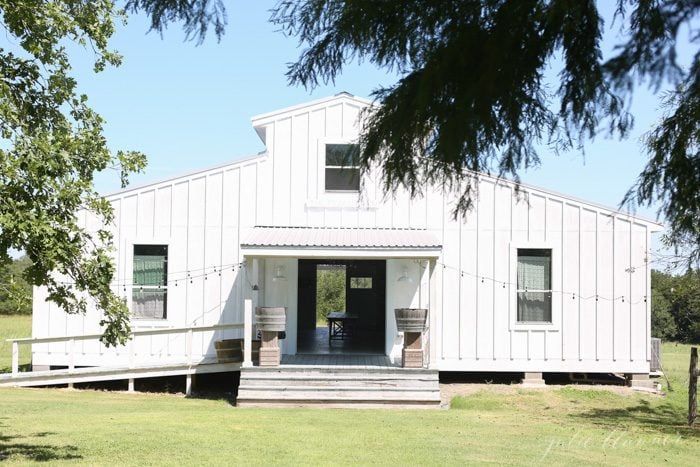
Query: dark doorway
xmin=297 ymin=259 xmax=386 ymax=354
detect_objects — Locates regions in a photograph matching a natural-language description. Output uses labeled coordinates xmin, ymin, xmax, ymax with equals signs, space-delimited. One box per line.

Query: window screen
xmin=325 ymin=144 xmax=360 ymax=191
xmin=132 ymin=244 xmax=168 ymax=319
xmin=516 ymin=249 xmax=552 ymax=323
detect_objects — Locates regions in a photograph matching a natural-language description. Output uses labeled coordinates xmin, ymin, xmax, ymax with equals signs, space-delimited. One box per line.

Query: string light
xmin=435 ymin=261 xmax=649 ymax=305
xmin=56 ymin=258 xmax=650 ymax=305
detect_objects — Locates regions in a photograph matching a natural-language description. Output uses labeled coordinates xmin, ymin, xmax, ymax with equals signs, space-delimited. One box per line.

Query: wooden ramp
xmin=237 ymin=355 xmax=441 ymax=409
xmin=0 ymin=360 xmax=240 ymax=389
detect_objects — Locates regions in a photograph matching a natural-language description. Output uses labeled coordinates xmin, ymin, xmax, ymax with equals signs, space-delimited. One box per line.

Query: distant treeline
xmin=651 ymin=270 xmax=700 ymax=343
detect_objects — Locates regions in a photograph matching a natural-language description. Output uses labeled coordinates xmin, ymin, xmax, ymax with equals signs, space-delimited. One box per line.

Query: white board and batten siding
xmin=31 ymin=155 xmax=270 ymax=368
xmin=31 ymin=93 xmax=661 ymax=374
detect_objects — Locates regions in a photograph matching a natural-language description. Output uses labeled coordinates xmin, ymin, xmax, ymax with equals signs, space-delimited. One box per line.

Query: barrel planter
xmin=395 ymin=308 xmax=428 ymax=368
xmin=255 ymin=307 xmax=286 ymax=366
xmin=255 ymin=307 xmax=287 ymax=332
xmin=394 ymin=308 xmax=428 ymax=333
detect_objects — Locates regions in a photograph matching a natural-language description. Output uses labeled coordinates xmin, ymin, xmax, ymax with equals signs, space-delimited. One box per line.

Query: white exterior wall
xmin=31 ymin=155 xmax=271 ymax=368
xmin=32 ymin=94 xmax=659 ymax=374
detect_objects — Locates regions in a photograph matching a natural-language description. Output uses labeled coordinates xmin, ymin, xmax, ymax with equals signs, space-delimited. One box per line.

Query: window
xmin=132 ymin=245 xmax=168 ymax=319
xmin=350 ymin=277 xmax=372 ymax=289
xmin=516 ymin=249 xmax=552 ymax=323
xmin=325 ymin=143 xmax=360 ymax=191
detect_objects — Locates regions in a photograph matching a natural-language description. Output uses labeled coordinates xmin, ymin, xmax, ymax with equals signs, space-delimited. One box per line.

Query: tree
xmin=4 ymin=1 xmax=698 ymax=345
xmin=651 ymin=269 xmax=700 ymax=343
xmin=650 ymin=270 xmax=678 ymax=339
xmin=316 ymin=267 xmax=346 ymax=324
xmin=0 ymin=256 xmax=33 ymax=315
xmin=267 ymin=0 xmax=699 ymax=266
xmin=0 ymin=1 xmax=147 ymax=344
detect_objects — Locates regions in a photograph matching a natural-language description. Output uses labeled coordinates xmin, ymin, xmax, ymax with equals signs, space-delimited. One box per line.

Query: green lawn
xmin=0 ymin=314 xmax=32 ymax=373
xmin=0 ymin=320 xmax=698 ymax=464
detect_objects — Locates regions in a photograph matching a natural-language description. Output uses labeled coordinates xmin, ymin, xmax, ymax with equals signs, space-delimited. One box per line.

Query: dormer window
xmin=325 ymin=144 xmax=360 ymax=191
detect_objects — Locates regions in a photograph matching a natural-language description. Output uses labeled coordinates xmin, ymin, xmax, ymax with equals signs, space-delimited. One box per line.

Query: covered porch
xmin=239 ymin=226 xmax=442 ymax=369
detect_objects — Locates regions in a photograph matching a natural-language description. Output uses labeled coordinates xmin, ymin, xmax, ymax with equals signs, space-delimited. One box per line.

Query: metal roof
xmin=241 ymin=226 xmax=442 ymax=250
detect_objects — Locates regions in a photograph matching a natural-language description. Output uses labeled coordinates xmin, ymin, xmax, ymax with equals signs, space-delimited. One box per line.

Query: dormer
xmin=250 ymin=93 xmax=379 ymax=223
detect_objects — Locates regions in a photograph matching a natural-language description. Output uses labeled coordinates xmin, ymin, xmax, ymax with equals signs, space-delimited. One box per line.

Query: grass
xmin=0 ymin=317 xmax=698 ymax=464
xmin=0 ymin=314 xmax=32 ymax=373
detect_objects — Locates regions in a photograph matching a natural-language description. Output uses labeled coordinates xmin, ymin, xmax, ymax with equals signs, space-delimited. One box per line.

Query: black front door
xmin=345 ymin=260 xmax=386 ymax=341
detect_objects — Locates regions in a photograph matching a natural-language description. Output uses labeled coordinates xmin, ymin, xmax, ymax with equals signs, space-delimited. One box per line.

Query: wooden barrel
xmin=394 ymin=308 xmax=428 ymax=333
xmin=214 ymin=339 xmax=243 ymax=363
xmin=255 ymin=307 xmax=287 ymax=332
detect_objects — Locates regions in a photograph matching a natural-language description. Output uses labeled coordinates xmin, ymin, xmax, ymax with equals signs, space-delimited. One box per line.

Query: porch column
xmin=428 ymin=259 xmax=438 ymax=368
xmin=243 ymin=298 xmax=253 ymax=368
xmin=418 ymin=259 xmax=431 ymax=368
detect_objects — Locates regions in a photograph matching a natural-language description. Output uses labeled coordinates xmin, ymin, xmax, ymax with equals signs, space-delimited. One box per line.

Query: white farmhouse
xmin=22 ymin=93 xmax=661 ymax=404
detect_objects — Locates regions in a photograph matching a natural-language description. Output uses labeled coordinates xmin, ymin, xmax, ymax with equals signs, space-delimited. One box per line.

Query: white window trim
xmin=509 ymin=241 xmax=560 ymax=331
xmin=124 ymin=237 xmax=171 ymax=326
xmin=318 ymin=138 xmax=361 ymax=194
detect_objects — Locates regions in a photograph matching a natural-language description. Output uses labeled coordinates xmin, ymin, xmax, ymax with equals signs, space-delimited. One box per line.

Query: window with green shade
xmin=516 ymin=249 xmax=552 ymax=323
xmin=132 ymin=244 xmax=168 ymax=319
xmin=325 ymin=143 xmax=360 ymax=191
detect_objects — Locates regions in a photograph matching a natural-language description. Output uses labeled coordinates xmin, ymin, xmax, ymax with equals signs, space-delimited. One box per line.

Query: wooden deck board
xmin=281 ymin=354 xmax=401 ymax=368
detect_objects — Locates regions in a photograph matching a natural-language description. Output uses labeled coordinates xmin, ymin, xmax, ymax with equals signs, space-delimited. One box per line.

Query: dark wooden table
xmin=327 ymin=311 xmax=359 ymax=344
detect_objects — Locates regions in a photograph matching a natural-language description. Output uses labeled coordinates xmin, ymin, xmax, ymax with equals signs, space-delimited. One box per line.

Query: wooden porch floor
xmin=296 ymin=326 xmax=384 ymax=355
xmin=281 ymin=354 xmax=398 ymax=367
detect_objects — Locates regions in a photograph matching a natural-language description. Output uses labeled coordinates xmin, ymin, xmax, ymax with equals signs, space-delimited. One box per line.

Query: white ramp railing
xmin=7 ymin=322 xmax=244 ymax=377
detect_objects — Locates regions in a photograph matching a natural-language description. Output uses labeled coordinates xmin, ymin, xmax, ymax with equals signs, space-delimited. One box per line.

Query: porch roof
xmin=241 ymin=226 xmax=442 ymax=258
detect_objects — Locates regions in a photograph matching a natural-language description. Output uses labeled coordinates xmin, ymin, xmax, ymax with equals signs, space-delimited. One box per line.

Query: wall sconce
xmin=272 ymin=265 xmax=287 ymax=282
xmin=397 ymin=266 xmax=413 ymax=283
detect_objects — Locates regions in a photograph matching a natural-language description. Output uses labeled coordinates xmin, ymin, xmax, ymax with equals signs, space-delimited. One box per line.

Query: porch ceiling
xmin=240 ymin=226 xmax=442 ymax=258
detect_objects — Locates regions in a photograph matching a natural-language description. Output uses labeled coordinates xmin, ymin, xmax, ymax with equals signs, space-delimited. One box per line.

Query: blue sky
xmin=77 ymin=0 xmax=695 ymax=229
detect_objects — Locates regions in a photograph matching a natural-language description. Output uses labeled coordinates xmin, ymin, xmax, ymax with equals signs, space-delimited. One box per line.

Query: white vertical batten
xmin=595 ymin=211 xmax=599 ymax=361
xmin=492 ymin=181 xmax=496 ymax=360
xmin=578 ymin=205 xmax=582 ymax=361
xmin=612 ymin=215 xmax=616 ymax=362
xmin=475 ymin=179 xmax=480 ymax=360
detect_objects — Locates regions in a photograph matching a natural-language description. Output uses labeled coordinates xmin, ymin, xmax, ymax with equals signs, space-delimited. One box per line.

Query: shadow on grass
xmin=572 ymin=398 xmax=699 ymax=438
xmin=0 ymin=430 xmax=81 ymax=462
xmin=185 ymin=391 xmax=236 ymax=406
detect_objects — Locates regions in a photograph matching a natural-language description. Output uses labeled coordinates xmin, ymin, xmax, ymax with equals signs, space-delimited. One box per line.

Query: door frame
xmin=296 ymin=258 xmax=387 ymax=353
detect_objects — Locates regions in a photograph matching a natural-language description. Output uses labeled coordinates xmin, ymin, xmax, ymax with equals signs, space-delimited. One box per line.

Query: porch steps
xmin=236 ymin=366 xmax=441 ymax=408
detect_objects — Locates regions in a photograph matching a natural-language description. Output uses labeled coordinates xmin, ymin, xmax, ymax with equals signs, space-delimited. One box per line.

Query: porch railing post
xmin=243 ymin=298 xmax=253 ymax=367
xmin=186 ymin=329 xmax=193 ymax=366
xmin=68 ymin=338 xmax=75 ymax=372
xmin=11 ymin=341 xmax=19 ymax=376
xmin=67 ymin=338 xmax=75 ymax=389
xmin=129 ymin=338 xmax=135 ymax=368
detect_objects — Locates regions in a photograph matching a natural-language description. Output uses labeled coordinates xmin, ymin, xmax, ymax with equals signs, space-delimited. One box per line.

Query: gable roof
xmin=250 ymin=92 xmax=375 ymax=144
